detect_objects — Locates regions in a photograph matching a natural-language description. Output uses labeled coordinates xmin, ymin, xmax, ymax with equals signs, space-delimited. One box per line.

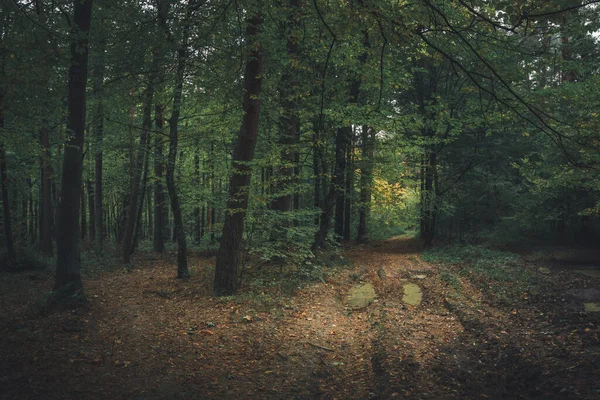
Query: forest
xmin=1 ymin=0 xmax=600 ymax=399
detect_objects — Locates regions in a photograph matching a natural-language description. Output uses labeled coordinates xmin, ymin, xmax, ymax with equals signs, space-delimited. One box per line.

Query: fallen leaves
xmin=1 ymin=239 xmax=599 ymax=399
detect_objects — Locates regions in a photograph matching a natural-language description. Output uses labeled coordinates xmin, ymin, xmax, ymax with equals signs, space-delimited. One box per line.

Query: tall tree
xmin=121 ymin=1 xmax=169 ymax=263
xmin=0 ymin=143 xmax=15 ymax=262
xmin=166 ymin=2 xmax=192 ymax=279
xmin=0 ymin=6 xmax=15 ymax=262
xmin=357 ymin=126 xmax=374 ymax=242
xmin=92 ymin=29 xmax=106 ymax=255
xmin=153 ymin=103 xmax=166 ymax=253
xmin=272 ymin=0 xmax=302 ymax=214
xmin=34 ymin=0 xmax=57 ymax=256
xmin=121 ymin=84 xmax=153 ymax=263
xmin=39 ymin=124 xmax=53 ymax=255
xmin=54 ymin=0 xmax=93 ymax=295
xmin=87 ymin=179 xmax=95 ymax=240
xmin=214 ymin=12 xmax=263 ymax=296
xmin=152 ymin=0 xmax=171 ymax=254
xmin=343 ymin=132 xmax=353 ymax=241
xmin=193 ymin=150 xmax=201 ymax=244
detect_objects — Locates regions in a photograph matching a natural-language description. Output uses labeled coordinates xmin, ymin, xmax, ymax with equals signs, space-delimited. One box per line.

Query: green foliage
xmin=439 ymin=270 xmax=461 ymax=291
xmin=424 ymin=244 xmax=539 ymax=304
xmin=423 ymin=244 xmax=519 ymax=266
xmin=1 ymin=247 xmax=52 ymax=273
xmin=3 ymin=0 xmax=600 ymax=296
xmin=246 ymin=208 xmax=318 ymax=268
xmin=368 ymin=223 xmax=406 ymax=241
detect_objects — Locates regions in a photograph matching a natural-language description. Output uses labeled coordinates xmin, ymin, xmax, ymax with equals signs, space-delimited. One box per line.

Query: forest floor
xmin=1 ymin=236 xmax=600 ymax=399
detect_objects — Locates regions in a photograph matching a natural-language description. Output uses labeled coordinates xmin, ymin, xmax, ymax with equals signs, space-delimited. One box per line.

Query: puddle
xmin=346 ymin=283 xmax=376 ymax=309
xmin=584 ymin=303 xmax=600 ymax=312
xmin=574 ymin=269 xmax=600 ymax=279
xmin=402 ymin=283 xmax=422 ymax=306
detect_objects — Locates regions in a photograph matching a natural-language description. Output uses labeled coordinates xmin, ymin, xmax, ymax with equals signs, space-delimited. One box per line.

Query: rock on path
xmin=402 ymin=283 xmax=423 ymax=306
xmin=346 ymin=283 xmax=376 ymax=309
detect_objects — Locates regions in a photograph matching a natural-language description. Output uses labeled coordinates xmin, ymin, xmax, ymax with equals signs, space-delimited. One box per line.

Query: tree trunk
xmin=313 ymin=127 xmax=347 ymax=250
xmin=272 ymin=0 xmax=301 ymax=214
xmin=87 ymin=180 xmax=95 ymax=240
xmin=39 ymin=123 xmax=54 ymax=255
xmin=209 ymin=147 xmax=216 ymax=242
xmin=121 ymin=86 xmax=152 ymax=263
xmin=80 ymin=181 xmax=87 ymax=240
xmin=415 ymin=61 xmax=438 ymax=247
xmin=421 ymin=151 xmax=437 ymax=246
xmin=200 ymin=204 xmax=206 ymax=239
xmin=21 ymin=188 xmax=28 ymax=243
xmin=343 ymin=133 xmax=353 ymax=241
xmin=153 ymin=103 xmax=166 ymax=252
xmin=313 ymin=63 xmax=364 ymax=249
xmin=30 ymin=196 xmax=36 ymax=244
xmin=334 ymin=127 xmax=349 ymax=238
xmin=54 ymin=0 xmax=93 ymax=295
xmin=193 ymin=152 xmax=201 ymax=244
xmin=357 ymin=126 xmax=374 ymax=243
xmin=214 ymin=13 xmax=263 ymax=296
xmin=132 ymin=135 xmax=150 ymax=250
xmin=93 ymin=35 xmax=105 ymax=255
xmin=122 ymin=39 xmax=162 ymax=262
xmin=166 ymin=10 xmax=192 ymax=279
xmin=146 ymin=185 xmax=152 ymax=240
xmin=313 ymin=122 xmax=322 ymax=226
xmin=0 ymin=143 xmax=15 ymax=261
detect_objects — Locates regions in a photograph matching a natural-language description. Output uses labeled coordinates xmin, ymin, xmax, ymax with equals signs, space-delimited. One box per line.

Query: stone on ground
xmin=402 ymin=283 xmax=422 ymax=306
xmin=346 ymin=283 xmax=376 ymax=309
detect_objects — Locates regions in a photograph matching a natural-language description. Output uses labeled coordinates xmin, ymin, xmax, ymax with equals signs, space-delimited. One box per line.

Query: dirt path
xmin=1 ymin=237 xmax=599 ymax=399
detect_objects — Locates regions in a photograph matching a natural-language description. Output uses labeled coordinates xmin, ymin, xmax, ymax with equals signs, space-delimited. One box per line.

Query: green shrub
xmin=2 ymin=247 xmax=52 ymax=272
xmin=424 ymin=244 xmax=537 ymax=304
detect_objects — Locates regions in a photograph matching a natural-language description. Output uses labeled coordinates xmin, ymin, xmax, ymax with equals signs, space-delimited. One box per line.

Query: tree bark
xmin=87 ymin=180 xmax=95 ymax=240
xmin=312 ymin=120 xmax=322 ymax=226
xmin=343 ymin=133 xmax=353 ymax=241
xmin=421 ymin=151 xmax=437 ymax=246
xmin=272 ymin=0 xmax=301 ymax=214
xmin=153 ymin=103 xmax=166 ymax=252
xmin=39 ymin=123 xmax=54 ymax=255
xmin=313 ymin=46 xmax=365 ymax=249
xmin=415 ymin=61 xmax=438 ymax=247
xmin=131 ymin=130 xmax=150 ymax=250
xmin=193 ymin=151 xmax=201 ymax=244
xmin=80 ymin=181 xmax=87 ymax=240
xmin=0 ymin=144 xmax=15 ymax=261
xmin=30 ymin=195 xmax=36 ymax=244
xmin=333 ymin=127 xmax=349 ymax=238
xmin=313 ymin=126 xmax=347 ymax=250
xmin=166 ymin=7 xmax=192 ymax=279
xmin=122 ymin=82 xmax=153 ymax=263
xmin=54 ymin=0 xmax=93 ymax=295
xmin=214 ymin=13 xmax=263 ymax=296
xmin=93 ymin=34 xmax=105 ymax=255
xmin=357 ymin=126 xmax=374 ymax=243
xmin=151 ymin=0 xmax=170 ymax=253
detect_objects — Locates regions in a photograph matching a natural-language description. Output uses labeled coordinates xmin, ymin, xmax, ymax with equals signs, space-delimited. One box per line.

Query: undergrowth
xmin=1 ymin=247 xmax=53 ymax=272
xmin=369 ymin=225 xmax=407 ymax=241
xmin=423 ymin=244 xmax=540 ymax=304
xmin=243 ymin=242 xmax=352 ymax=298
